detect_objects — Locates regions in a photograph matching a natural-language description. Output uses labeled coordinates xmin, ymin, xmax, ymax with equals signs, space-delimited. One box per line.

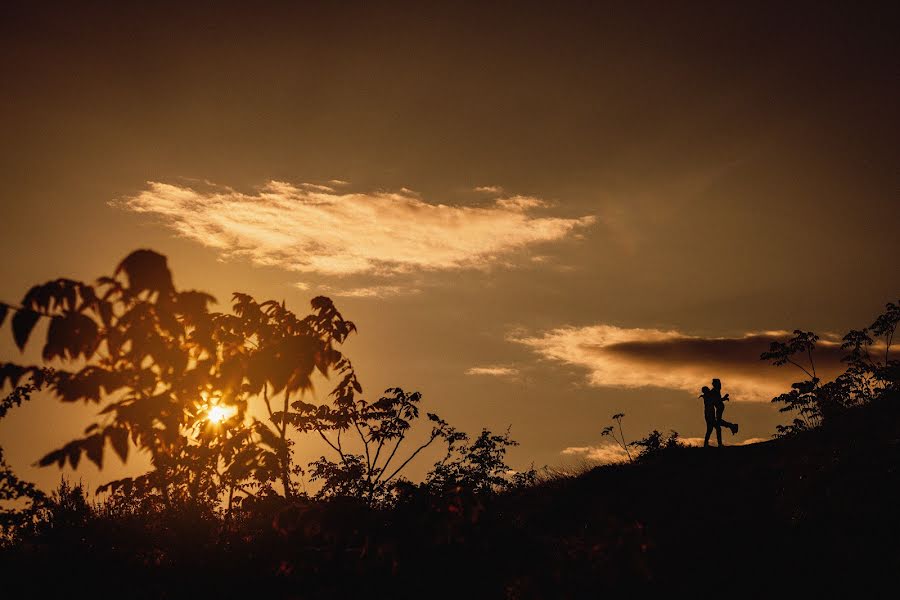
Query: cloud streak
xmin=561 ymin=443 xmax=631 ymax=464
xmin=562 ymin=436 xmax=770 ymax=465
xmin=514 ymin=325 xmax=846 ymax=401
xmin=465 ymin=366 xmax=519 ymax=378
xmin=116 ymin=181 xmax=595 ymax=278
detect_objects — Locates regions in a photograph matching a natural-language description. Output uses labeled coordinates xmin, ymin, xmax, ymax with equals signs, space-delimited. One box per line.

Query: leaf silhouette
xmin=106 ymin=426 xmax=129 ymax=462
xmin=0 ymin=363 xmax=29 ymax=388
xmin=12 ymin=309 xmax=40 ymax=351
xmin=83 ymin=434 xmax=104 ymax=468
xmin=115 ymin=249 xmax=174 ymax=295
xmin=43 ymin=314 xmax=100 ymax=361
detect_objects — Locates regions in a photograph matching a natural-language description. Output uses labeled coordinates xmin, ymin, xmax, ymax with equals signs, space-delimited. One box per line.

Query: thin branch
xmin=278 ymin=391 xmax=292 ymax=498
xmin=616 ymin=417 xmax=633 ymax=462
xmin=316 ymin=428 xmax=346 ymax=462
xmin=886 ymin=328 xmax=894 ymax=365
xmin=786 ymin=357 xmax=815 ymax=381
xmin=375 ymin=435 xmax=405 ymax=482
xmin=807 ymin=347 xmax=817 ymax=381
xmin=261 ymin=383 xmax=273 ymax=421
xmin=353 ymin=421 xmax=370 ymax=465
xmin=382 ymin=433 xmax=440 ymax=485
xmin=353 ymin=419 xmax=373 ymax=482
xmin=371 ymin=438 xmax=386 ymax=473
xmin=280 ymin=392 xmax=290 ymax=439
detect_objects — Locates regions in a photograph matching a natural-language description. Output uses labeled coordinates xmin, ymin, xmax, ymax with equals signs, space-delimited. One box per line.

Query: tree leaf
xmin=12 ymin=309 xmax=40 ymax=351
xmin=115 ymin=249 xmax=174 ymax=295
xmin=43 ymin=313 xmax=100 ymax=361
xmin=106 ymin=427 xmax=129 ymax=463
xmin=84 ymin=434 xmax=104 ymax=468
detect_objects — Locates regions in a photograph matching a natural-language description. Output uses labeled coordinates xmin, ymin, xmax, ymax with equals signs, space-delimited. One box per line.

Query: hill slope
xmin=486 ymin=396 xmax=900 ymax=595
xmin=2 ymin=398 xmax=898 ymax=598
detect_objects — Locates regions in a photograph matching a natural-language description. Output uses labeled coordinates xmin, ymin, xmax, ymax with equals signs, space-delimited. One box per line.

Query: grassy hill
xmin=489 ymin=395 xmax=900 ymax=595
xmin=2 ymin=396 xmax=899 ymax=598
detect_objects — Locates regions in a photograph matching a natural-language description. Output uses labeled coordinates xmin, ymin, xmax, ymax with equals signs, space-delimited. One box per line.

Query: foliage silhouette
xmin=761 ymin=301 xmax=899 ymax=436
xmin=0 ymin=376 xmax=52 ymax=543
xmin=0 ymin=249 xmax=530 ymax=520
xmin=601 ymin=412 xmax=633 ymax=462
xmin=629 ymin=429 xmax=682 ymax=460
xmin=1 ymin=276 xmax=899 ymax=595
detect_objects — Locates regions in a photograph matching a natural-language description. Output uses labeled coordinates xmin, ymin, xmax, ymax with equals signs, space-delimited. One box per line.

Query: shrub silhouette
xmin=1 ymin=267 xmax=898 ymax=595
xmin=0 ymin=375 xmax=52 ymax=543
xmin=761 ymin=301 xmax=899 ymax=436
xmin=0 ymin=249 xmax=529 ymax=519
xmin=629 ymin=429 xmax=681 ymax=460
xmin=601 ymin=412 xmax=633 ymax=461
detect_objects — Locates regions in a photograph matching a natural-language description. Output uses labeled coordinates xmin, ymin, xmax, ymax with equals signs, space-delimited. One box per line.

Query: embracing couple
xmin=701 ymin=378 xmax=739 ymax=447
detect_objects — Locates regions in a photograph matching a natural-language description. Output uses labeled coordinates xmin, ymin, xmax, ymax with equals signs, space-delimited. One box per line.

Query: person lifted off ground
xmin=701 ymin=378 xmax=739 ymax=447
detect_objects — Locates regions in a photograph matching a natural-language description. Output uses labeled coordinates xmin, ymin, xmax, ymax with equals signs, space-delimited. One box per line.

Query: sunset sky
xmin=1 ymin=2 xmax=897 ymax=491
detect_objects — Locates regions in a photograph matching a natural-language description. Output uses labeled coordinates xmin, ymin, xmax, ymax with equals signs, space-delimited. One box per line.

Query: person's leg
xmin=717 ymin=406 xmax=737 ymax=435
xmin=715 ymin=423 xmax=723 ymax=447
xmin=704 ymin=421 xmax=713 ymax=447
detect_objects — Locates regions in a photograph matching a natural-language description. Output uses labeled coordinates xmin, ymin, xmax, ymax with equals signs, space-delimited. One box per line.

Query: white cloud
xmin=464 ymin=366 xmax=519 ymax=378
xmin=474 ymin=185 xmax=504 ymax=194
xmin=116 ymin=181 xmax=595 ymax=279
xmin=738 ymin=437 xmax=768 ymax=445
xmin=513 ymin=325 xmax=846 ymax=401
xmin=679 ymin=436 xmax=765 ymax=446
xmin=561 ymin=444 xmax=630 ymax=464
xmin=564 ymin=436 xmax=768 ymax=464
xmin=495 ymin=195 xmax=549 ymax=211
xmin=317 ymin=284 xmax=419 ymax=298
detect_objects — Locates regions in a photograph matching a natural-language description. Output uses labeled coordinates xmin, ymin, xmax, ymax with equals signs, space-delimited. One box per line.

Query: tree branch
xmin=382 ymin=433 xmax=439 ymax=485
xmin=316 ymin=428 xmax=346 ymax=462
xmin=786 ymin=357 xmax=815 ymax=381
xmin=375 ymin=435 xmax=405 ymax=482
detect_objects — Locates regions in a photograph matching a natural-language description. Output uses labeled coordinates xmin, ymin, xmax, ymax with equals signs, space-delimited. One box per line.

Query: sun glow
xmin=207 ymin=404 xmax=237 ymax=424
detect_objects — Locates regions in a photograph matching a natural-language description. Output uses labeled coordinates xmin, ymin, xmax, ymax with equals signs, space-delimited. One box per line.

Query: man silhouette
xmin=711 ymin=378 xmax=738 ymax=436
xmin=702 ymin=378 xmax=738 ymax=447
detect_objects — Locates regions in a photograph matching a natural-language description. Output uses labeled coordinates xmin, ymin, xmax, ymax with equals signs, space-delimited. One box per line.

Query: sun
xmin=207 ymin=404 xmax=237 ymax=424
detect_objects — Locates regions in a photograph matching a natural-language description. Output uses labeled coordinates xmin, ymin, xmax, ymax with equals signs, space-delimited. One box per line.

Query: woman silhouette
xmin=701 ymin=379 xmax=738 ymax=447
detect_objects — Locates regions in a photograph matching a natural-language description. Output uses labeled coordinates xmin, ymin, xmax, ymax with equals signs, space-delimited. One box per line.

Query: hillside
xmin=490 ymin=395 xmax=900 ymax=595
xmin=2 ymin=397 xmax=899 ymax=598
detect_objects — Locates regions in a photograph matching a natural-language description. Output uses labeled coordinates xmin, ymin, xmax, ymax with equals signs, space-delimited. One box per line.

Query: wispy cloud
xmin=116 ymin=181 xmax=595 ymax=279
xmin=562 ymin=444 xmax=630 ymax=464
xmin=465 ymin=366 xmax=519 ymax=378
xmin=679 ymin=437 xmax=769 ymax=447
xmin=563 ymin=436 xmax=770 ymax=465
xmin=292 ymin=281 xmax=421 ymax=298
xmin=318 ymin=284 xmax=419 ymax=298
xmin=474 ymin=185 xmax=504 ymax=194
xmin=514 ymin=325 xmax=846 ymax=401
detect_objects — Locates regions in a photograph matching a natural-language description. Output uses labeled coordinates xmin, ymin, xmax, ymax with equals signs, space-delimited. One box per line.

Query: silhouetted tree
xmin=286 ymin=387 xmax=464 ymax=504
xmin=601 ymin=412 xmax=633 ymax=461
xmin=0 ymin=250 xmax=366 ymax=507
xmin=0 ymin=249 xmax=528 ymax=512
xmin=629 ymin=429 xmax=681 ymax=460
xmin=0 ymin=375 xmax=52 ymax=544
xmin=762 ymin=301 xmax=900 ymax=436
xmin=425 ymin=427 xmax=528 ymax=494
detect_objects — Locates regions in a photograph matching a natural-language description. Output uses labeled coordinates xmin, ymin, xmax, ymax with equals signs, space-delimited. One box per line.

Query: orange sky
xmin=1 ymin=2 xmax=898 ymax=493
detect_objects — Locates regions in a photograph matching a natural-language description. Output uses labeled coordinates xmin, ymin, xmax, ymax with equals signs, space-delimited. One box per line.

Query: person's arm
xmin=723 ymin=393 xmax=730 ymax=402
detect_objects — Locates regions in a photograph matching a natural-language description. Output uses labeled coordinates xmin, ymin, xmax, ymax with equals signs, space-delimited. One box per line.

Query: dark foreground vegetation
xmin=0 ymin=250 xmax=898 ymax=597
xmin=2 ymin=394 xmax=898 ymax=598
